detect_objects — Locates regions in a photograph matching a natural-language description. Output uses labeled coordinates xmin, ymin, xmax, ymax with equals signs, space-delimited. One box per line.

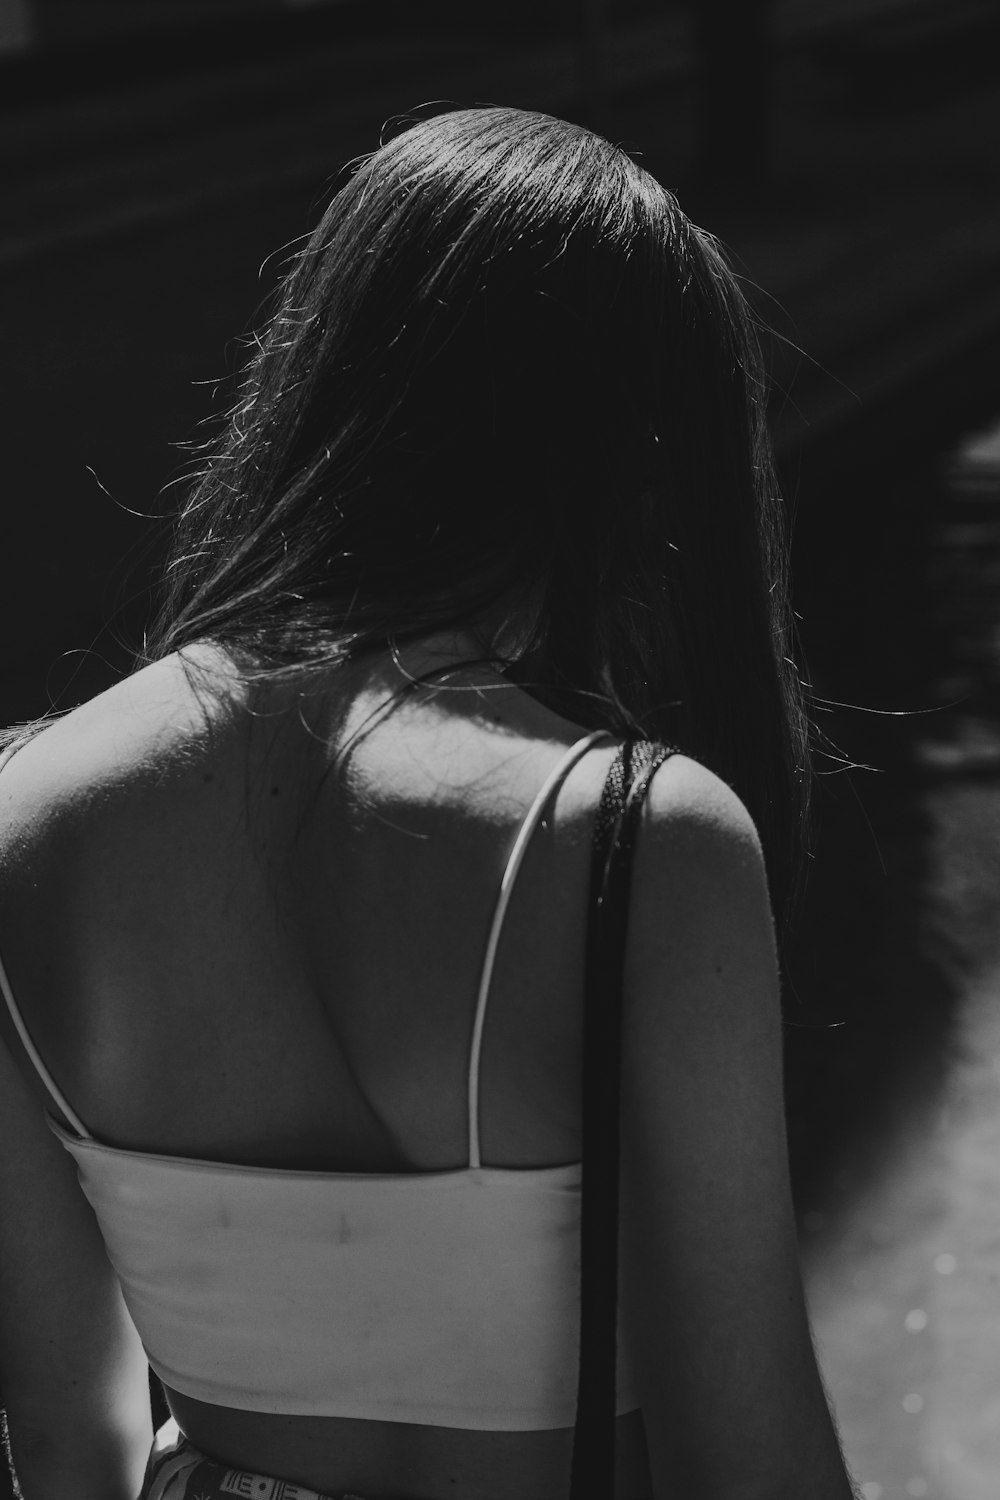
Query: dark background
xmin=2 ymin=2 xmax=1000 ymax=1494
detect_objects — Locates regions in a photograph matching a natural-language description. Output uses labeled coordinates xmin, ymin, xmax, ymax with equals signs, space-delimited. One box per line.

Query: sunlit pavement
xmin=805 ymin=945 xmax=1000 ymax=1500
xmin=803 ymin=423 xmax=1000 ymax=1500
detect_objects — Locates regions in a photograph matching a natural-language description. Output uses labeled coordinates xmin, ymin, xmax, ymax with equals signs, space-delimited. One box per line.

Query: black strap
xmin=569 ymin=739 xmax=677 ymax=1498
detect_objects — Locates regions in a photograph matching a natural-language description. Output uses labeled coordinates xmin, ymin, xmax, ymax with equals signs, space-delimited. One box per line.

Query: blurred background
xmin=1 ymin=2 xmax=1000 ymax=1497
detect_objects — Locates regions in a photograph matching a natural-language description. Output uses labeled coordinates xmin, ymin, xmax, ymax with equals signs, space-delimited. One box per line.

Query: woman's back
xmin=3 ymin=641 xmax=622 ymax=1171
xmin=1 ymin=638 xmax=857 ymax=1500
xmin=0 ymin=640 xmax=660 ymax=1498
xmin=0 ymin=103 xmax=860 ymax=1500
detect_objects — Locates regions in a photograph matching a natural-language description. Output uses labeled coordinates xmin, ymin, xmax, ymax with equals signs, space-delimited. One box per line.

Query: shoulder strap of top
xmin=0 ymin=737 xmax=92 ymax=1139
xmin=466 ymin=729 xmax=614 ymax=1169
xmin=571 ymin=737 xmax=678 ymax=1495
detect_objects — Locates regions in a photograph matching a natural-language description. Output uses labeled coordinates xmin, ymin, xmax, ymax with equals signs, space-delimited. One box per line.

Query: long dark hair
xmin=146 ymin=105 xmax=811 ymax=925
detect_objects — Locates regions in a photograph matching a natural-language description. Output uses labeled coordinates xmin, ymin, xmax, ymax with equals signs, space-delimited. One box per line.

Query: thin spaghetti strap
xmin=466 ymin=729 xmax=613 ymax=1169
xmin=0 ymin=735 xmax=91 ymax=1139
xmin=0 ymin=953 xmax=91 ymax=1138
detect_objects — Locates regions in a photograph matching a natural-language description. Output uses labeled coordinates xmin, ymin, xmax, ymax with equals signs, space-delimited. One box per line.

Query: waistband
xmin=140 ymin=1419 xmax=369 ymax=1500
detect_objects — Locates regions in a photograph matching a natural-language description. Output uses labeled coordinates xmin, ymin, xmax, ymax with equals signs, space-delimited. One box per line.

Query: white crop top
xmin=0 ymin=731 xmax=640 ymax=1429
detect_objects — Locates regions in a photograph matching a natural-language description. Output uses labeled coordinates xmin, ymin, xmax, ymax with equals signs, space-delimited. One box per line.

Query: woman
xmin=0 ymin=107 xmax=857 ymax=1500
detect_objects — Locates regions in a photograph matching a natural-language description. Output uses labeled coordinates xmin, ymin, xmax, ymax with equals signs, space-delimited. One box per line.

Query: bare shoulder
xmin=0 ymin=649 xmax=253 ymax=1075
xmin=643 ymin=751 xmax=764 ymax=858
xmin=625 ymin=752 xmax=778 ymax=1032
xmin=0 ymin=647 xmax=246 ymax=863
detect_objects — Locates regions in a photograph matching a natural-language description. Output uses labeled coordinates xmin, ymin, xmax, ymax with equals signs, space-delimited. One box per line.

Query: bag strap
xmin=570 ymin=738 xmax=678 ymax=1498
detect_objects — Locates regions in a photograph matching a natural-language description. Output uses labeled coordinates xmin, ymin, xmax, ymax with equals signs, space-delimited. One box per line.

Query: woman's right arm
xmin=0 ymin=778 xmax=153 ymax=1500
xmin=619 ymin=755 xmax=858 ymax=1500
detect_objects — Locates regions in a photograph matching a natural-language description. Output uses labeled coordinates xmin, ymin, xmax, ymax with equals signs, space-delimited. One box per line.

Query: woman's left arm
xmin=0 ymin=1031 xmax=153 ymax=1500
